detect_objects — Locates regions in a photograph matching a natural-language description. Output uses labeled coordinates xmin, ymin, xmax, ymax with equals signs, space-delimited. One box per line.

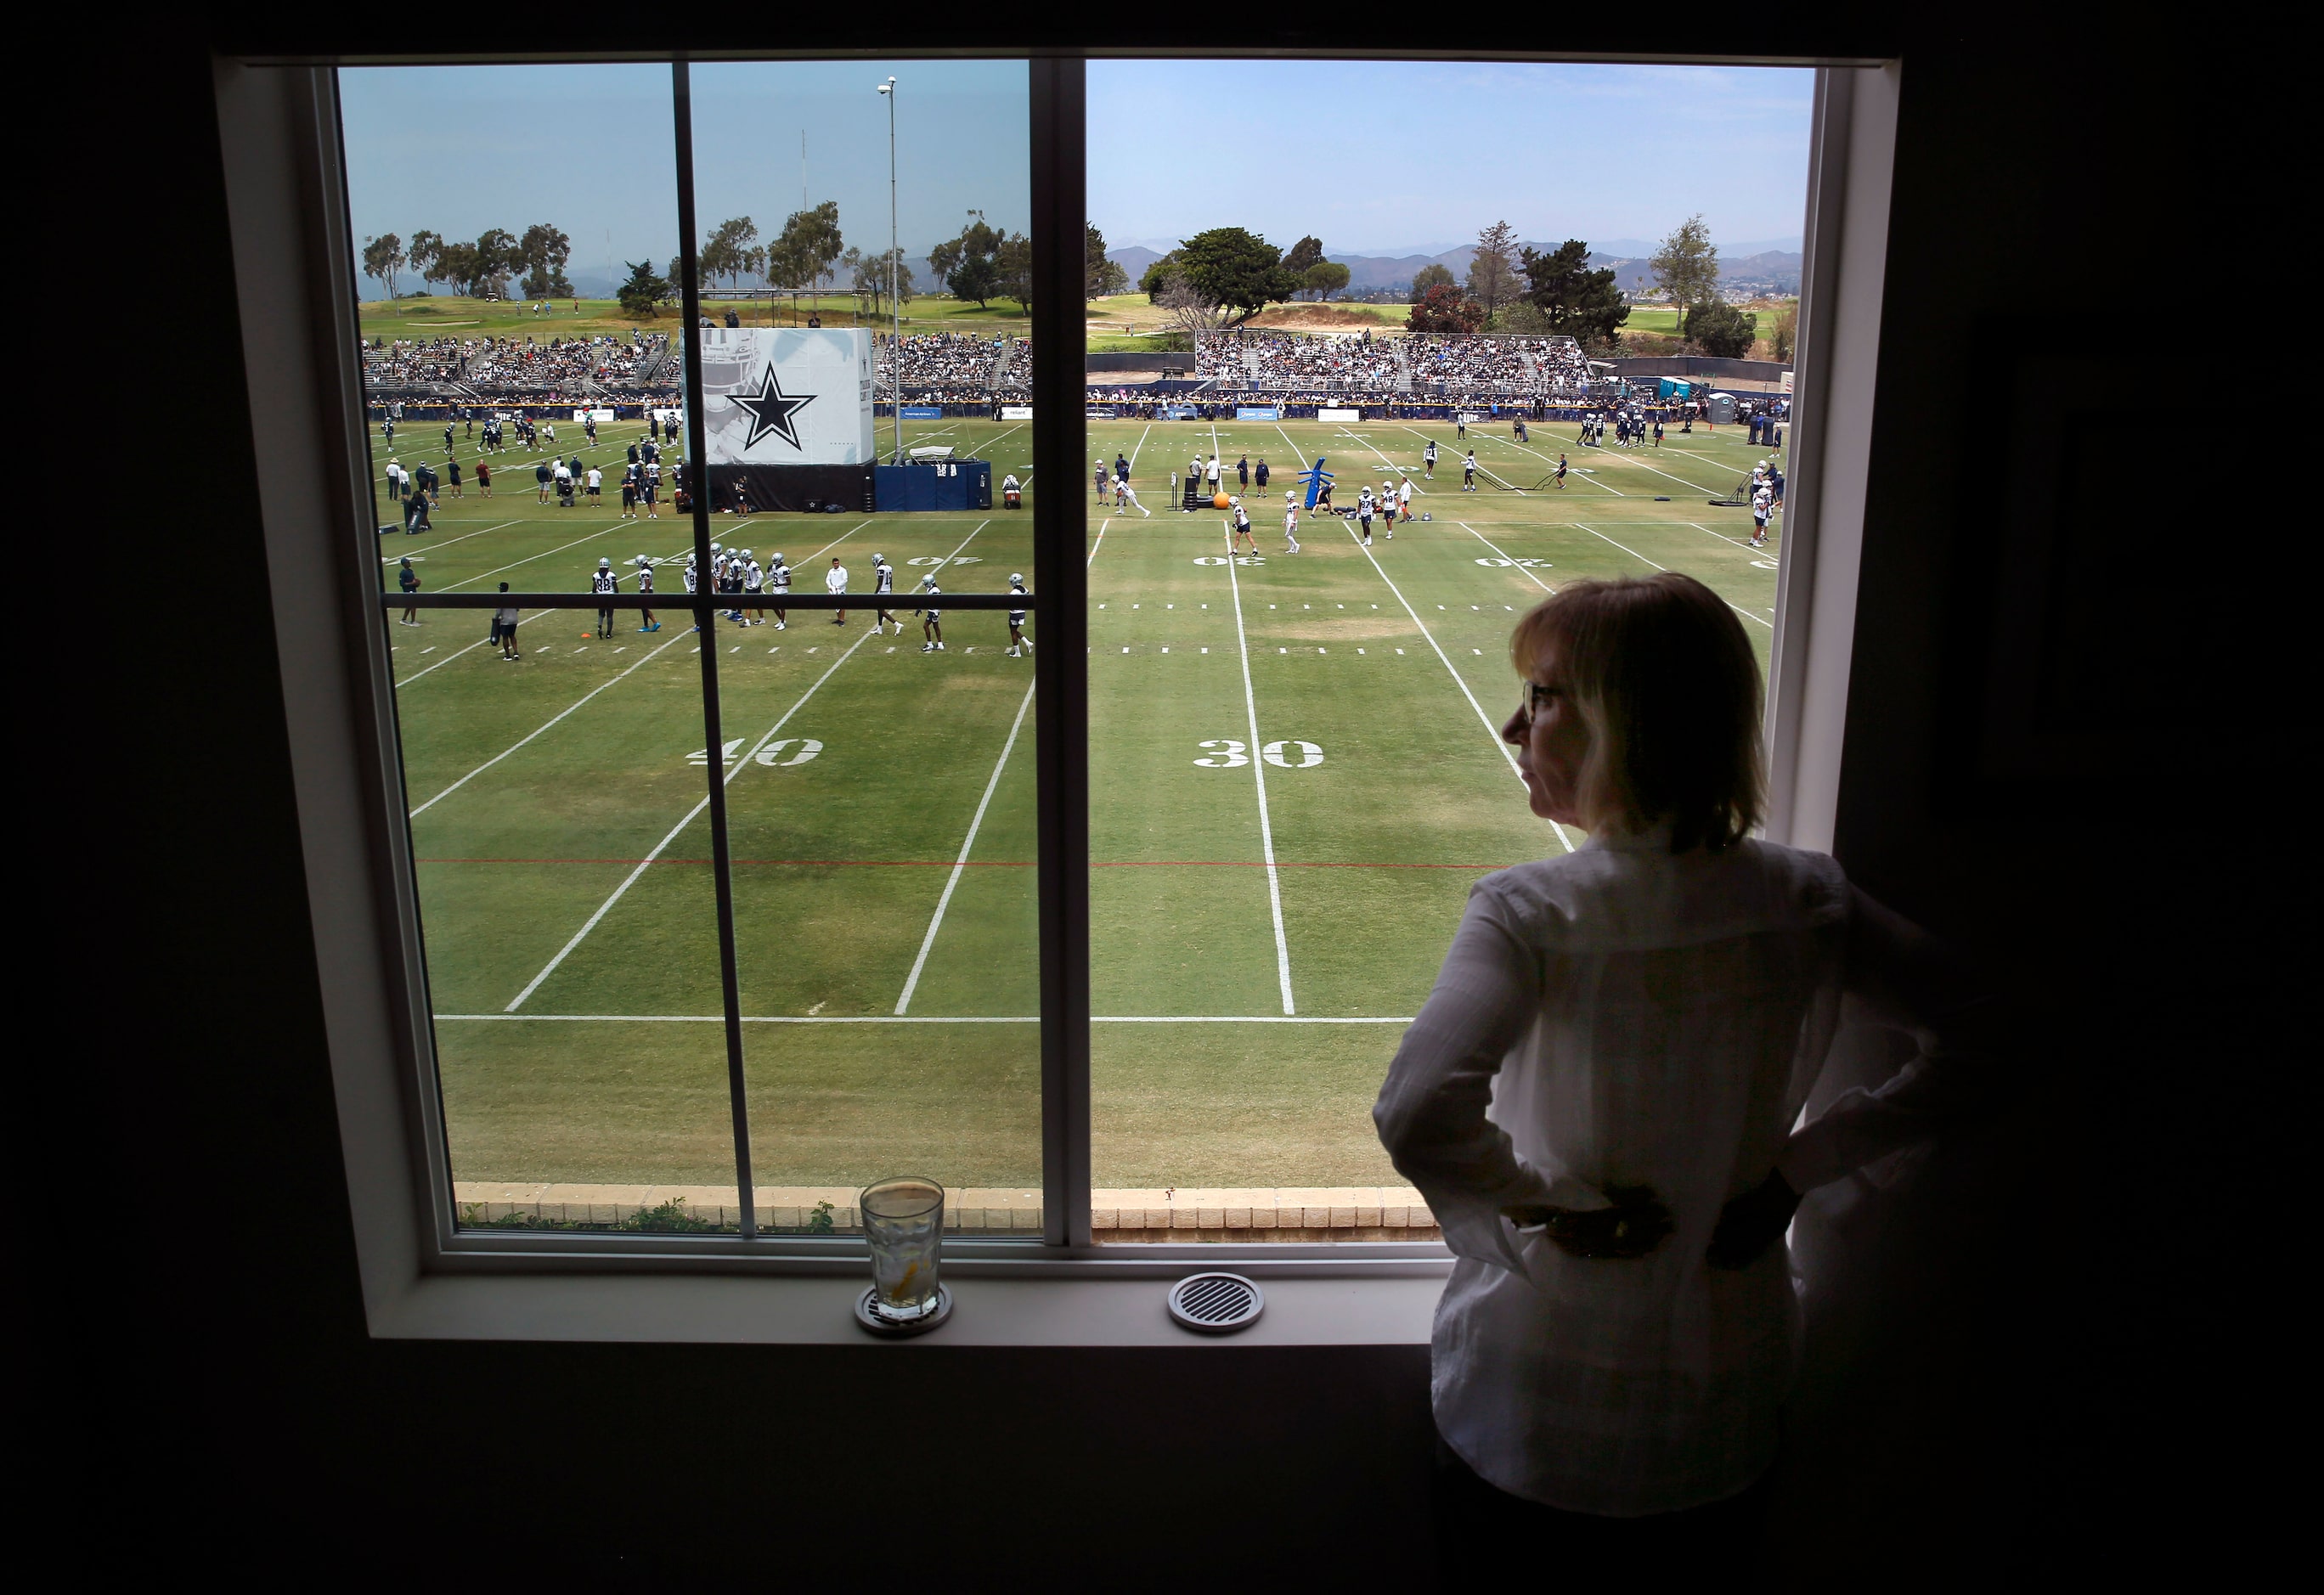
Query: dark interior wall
xmin=95 ymin=11 xmax=2279 ymax=1585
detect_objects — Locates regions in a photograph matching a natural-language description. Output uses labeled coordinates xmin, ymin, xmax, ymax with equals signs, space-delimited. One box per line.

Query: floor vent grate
xmin=1166 ymin=1272 xmax=1265 ymax=1334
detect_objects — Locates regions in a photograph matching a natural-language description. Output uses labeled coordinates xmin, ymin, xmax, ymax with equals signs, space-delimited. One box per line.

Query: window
xmin=219 ymin=50 xmax=1892 ymax=1296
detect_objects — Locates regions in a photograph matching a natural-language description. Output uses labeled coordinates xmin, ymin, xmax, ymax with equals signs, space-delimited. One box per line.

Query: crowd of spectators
xmin=1196 ymin=330 xmax=1403 ymax=391
xmin=360 ymin=337 xmax=477 ymax=386
xmin=877 ymin=332 xmax=1007 ymax=400
xmin=467 ymin=332 xmax=668 ymax=394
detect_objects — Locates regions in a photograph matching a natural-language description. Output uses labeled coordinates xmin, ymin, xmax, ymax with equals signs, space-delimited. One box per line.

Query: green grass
xmin=382 ymin=409 xmax=1781 ymax=1208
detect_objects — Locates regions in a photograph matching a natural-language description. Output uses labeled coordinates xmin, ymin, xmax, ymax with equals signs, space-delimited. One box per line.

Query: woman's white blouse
xmin=1374 ymin=831 xmax=1992 ymax=1517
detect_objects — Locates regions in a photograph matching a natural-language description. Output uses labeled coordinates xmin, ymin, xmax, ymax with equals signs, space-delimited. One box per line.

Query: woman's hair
xmin=1509 ymin=572 xmax=1764 ymax=852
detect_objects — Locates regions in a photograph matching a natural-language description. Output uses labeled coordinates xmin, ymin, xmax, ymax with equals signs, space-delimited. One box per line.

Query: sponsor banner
xmin=1235 ymin=406 xmax=1281 ymax=420
xmin=999 ymin=404 xmax=1034 ymax=420
xmin=1780 ymin=370 xmax=1795 ymax=395
xmin=900 ymin=405 xmax=944 ymax=420
xmin=1457 ymin=412 xmax=1488 ymax=424
xmin=572 ymin=408 xmax=616 ymax=423
xmin=697 ymin=326 xmax=876 ymax=465
xmin=1318 ymin=407 xmax=1361 ymax=423
xmin=1085 ymin=405 xmax=1117 ymax=420
xmin=1159 ymin=404 xmax=1199 ymax=420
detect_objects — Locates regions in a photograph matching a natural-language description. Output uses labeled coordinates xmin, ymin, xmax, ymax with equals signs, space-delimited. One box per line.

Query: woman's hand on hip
xmin=1502 ymin=1185 xmax=1673 ymax=1260
xmin=1706 ymin=1169 xmax=1802 ymax=1270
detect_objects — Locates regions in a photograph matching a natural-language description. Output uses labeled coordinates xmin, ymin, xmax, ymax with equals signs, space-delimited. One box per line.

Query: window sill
xmin=371 ymin=1268 xmax=1445 ymax=1347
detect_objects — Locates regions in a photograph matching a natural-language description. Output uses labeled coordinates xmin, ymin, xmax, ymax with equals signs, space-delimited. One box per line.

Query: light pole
xmin=877 ymin=76 xmax=900 ymax=464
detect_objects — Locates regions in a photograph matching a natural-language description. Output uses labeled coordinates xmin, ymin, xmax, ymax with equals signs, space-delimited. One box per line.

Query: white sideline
xmin=1221 ymin=426 xmax=1297 ymax=1014
xmin=407 ymin=630 xmax=690 ymax=817
xmin=894 ymin=677 xmax=1037 ymax=1014
xmin=392 ymin=610 xmax=548 ymax=687
xmin=1572 ymin=523 xmax=1774 ymax=628
xmin=501 ymin=521 xmax=991 ymax=1012
xmin=502 ymin=627 xmax=877 ymax=1012
xmin=1287 ymin=428 xmax=1573 ymax=854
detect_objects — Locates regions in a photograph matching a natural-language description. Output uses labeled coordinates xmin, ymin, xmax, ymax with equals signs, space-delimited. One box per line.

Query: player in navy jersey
xmin=398 ymin=555 xmax=421 ymax=626
xmin=1005 ymin=572 xmax=1030 ymax=657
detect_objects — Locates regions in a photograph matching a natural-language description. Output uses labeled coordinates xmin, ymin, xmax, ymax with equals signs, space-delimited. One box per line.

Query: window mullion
xmin=671 ymin=59 xmax=758 ymax=1239
xmin=1028 ymin=54 xmax=1090 ymax=1248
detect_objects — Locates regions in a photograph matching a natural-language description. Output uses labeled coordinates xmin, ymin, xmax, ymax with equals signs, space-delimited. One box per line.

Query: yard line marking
xmin=438 ymin=1012 xmax=1415 ymax=1024
xmin=1331 ymin=505 xmax=1574 ymax=853
xmin=442 ymin=520 xmax=638 ymax=589
xmin=1573 ymin=523 xmax=1772 ymax=628
xmin=504 ymin=627 xmax=879 ymax=1012
xmin=1458 ymin=523 xmax=1557 ymax=594
xmin=1684 ymin=520 xmax=1772 ymax=553
xmin=895 ymin=677 xmax=1037 ymax=1014
xmin=386 ymin=516 xmax=523 ymax=554
xmin=1404 ymin=422 xmax=1626 ymax=497
xmin=392 ymin=611 xmax=547 ymax=687
xmin=500 ymin=517 xmax=989 ymax=1010
xmin=1218 ymin=479 xmax=1297 ymax=1015
xmin=408 ymin=631 xmax=691 ymax=816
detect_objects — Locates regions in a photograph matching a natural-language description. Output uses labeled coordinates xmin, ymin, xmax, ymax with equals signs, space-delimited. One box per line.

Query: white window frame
xmin=214 ymin=53 xmax=1896 ymax=1345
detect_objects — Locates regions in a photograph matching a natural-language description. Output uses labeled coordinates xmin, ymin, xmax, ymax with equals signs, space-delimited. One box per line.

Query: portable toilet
xmin=1706 ymin=391 xmax=1739 ymax=426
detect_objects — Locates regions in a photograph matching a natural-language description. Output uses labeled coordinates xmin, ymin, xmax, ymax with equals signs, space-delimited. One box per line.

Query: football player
xmin=913 ymin=573 xmax=944 ymax=651
xmin=1005 ymin=572 xmax=1030 ymax=657
xmin=591 ymin=556 xmax=619 ymax=640
xmin=872 ymin=554 xmax=899 ymax=636
xmin=635 ymin=555 xmax=659 ymax=633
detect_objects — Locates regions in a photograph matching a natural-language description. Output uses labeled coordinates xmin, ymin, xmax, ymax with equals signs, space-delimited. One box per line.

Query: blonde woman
xmin=1376 ymin=572 xmax=1995 ymax=1576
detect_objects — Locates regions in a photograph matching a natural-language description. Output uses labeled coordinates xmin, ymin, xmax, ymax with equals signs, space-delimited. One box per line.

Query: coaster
xmin=855 ymin=1285 xmax=952 ymax=1338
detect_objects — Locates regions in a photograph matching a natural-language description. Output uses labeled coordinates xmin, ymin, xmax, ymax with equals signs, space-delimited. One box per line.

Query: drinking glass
xmin=860 ymin=1176 xmax=945 ymax=1324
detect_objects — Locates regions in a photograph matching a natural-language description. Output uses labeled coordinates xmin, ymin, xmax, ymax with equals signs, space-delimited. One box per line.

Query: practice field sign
xmin=571 ymin=408 xmax=616 ymax=423
xmin=900 ymin=405 xmax=944 ymax=420
xmin=1318 ymin=407 xmax=1361 ymax=423
xmin=698 ymin=326 xmax=876 ymax=465
xmin=999 ymin=404 xmax=1034 ymax=420
xmin=1236 ymin=406 xmax=1281 ymax=420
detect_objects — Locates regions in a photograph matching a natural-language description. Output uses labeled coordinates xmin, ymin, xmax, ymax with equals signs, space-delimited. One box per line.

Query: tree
xmin=1650 ymin=215 xmax=1720 ymax=317
xmin=928 ymin=217 xmax=1002 ymax=285
xmin=1683 ymin=300 xmax=1758 ymax=358
xmin=699 ymin=217 xmax=760 ymax=290
xmin=1281 ymin=234 xmax=1325 ymax=284
xmin=1407 ymin=283 xmax=1484 ymax=335
xmin=618 ymin=260 xmax=670 ymax=318
xmin=1138 ymin=252 xmax=1180 ymax=301
xmin=1301 ymin=261 xmax=1351 ymax=302
xmin=948 ymin=251 xmax=1001 ymax=308
xmin=1492 ymin=300 xmax=1553 ymax=334
xmin=362 ymin=234 xmax=405 ymax=301
xmin=845 ymin=245 xmax=916 ymax=318
xmin=1466 ymin=221 xmax=1520 ymax=323
xmin=996 ymin=231 xmax=1035 ymax=312
xmin=1155 ymin=268 xmax=1230 ymax=336
xmin=518 ymin=223 xmax=575 ymax=299
xmin=471 ymin=228 xmax=520 ymax=298
xmin=1086 ymin=223 xmax=1129 ymax=300
xmin=1409 ymin=262 xmax=1455 ymax=300
xmin=768 ymin=202 xmax=843 ymax=297
xmin=1768 ymin=302 xmax=1798 ymax=363
xmin=1174 ymin=228 xmax=1299 ymax=318
xmin=405 ymin=229 xmax=443 ymax=288
xmin=1518 ymin=240 xmax=1631 ymax=352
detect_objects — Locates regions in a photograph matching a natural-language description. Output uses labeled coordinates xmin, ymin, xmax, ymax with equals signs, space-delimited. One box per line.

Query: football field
xmin=385 ymin=410 xmax=1782 ymax=1209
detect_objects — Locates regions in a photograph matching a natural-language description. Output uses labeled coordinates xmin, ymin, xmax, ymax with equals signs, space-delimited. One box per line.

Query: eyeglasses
xmin=1515 ymin=681 xmax=1560 ymax=726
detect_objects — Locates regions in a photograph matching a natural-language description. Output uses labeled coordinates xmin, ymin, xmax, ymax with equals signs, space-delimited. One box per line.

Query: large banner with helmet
xmin=697 ymin=326 xmax=876 ymax=465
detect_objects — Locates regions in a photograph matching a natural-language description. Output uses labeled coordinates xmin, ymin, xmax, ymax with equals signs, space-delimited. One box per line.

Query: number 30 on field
xmin=1194 ymin=739 xmax=1323 ymax=768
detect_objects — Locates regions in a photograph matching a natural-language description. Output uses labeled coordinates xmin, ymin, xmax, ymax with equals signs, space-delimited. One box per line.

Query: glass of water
xmin=860 ymin=1176 xmax=946 ymax=1325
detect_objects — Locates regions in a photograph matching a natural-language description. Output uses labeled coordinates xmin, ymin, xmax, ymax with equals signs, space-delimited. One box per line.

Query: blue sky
xmin=340 ymin=59 xmax=1811 ymax=292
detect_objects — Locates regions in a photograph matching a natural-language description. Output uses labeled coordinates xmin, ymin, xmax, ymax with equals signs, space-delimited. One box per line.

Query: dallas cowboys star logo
xmin=731 ymin=362 xmax=815 ymax=450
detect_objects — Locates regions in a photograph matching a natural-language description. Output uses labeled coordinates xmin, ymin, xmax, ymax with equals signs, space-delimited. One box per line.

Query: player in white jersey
xmin=872 ymin=555 xmax=899 ymax=635
xmin=743 ymin=553 xmax=765 ymax=625
xmin=1114 ymin=476 xmax=1151 ymax=517
xmin=1751 ymin=485 xmax=1773 ymax=548
xmin=1005 ymin=572 xmax=1030 ymax=656
xmin=1283 ymin=490 xmax=1300 ymax=554
xmin=1228 ymin=495 xmax=1257 ymax=555
xmin=1424 ymin=439 xmax=1440 ymax=479
xmin=1378 ymin=481 xmax=1396 ymax=538
xmin=913 ymin=574 xmax=945 ymax=651
xmin=709 ymin=543 xmax=726 ymax=588
xmin=767 ymin=552 xmax=791 ymax=629
xmin=591 ymin=556 xmax=620 ymax=639
xmin=1462 ymin=451 xmax=1479 ymax=491
xmin=1357 ymin=486 xmax=1374 ymax=546
xmin=635 ymin=555 xmax=659 ymax=632
xmin=826 ymin=558 xmax=849 ymax=626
